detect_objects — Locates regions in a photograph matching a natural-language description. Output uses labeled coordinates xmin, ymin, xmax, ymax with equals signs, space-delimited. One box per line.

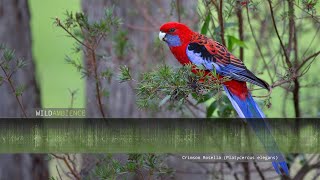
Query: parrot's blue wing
xmin=186 ymin=42 xmax=269 ymax=89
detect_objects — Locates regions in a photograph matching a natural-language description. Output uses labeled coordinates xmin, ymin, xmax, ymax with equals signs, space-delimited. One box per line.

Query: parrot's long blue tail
xmin=223 ymin=85 xmax=289 ymax=176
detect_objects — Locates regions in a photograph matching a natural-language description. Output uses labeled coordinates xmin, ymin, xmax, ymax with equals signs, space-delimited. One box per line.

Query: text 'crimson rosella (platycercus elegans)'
xmin=159 ymin=22 xmax=289 ymax=176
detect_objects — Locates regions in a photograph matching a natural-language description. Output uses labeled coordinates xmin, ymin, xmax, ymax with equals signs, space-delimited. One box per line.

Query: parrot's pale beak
xmin=159 ymin=31 xmax=166 ymax=41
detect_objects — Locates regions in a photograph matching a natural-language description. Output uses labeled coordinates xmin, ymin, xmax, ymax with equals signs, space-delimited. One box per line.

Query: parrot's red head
xmin=159 ymin=22 xmax=194 ymax=47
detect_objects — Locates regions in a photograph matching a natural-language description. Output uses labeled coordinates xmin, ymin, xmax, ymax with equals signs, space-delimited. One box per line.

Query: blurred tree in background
xmin=0 ymin=0 xmax=47 ymax=179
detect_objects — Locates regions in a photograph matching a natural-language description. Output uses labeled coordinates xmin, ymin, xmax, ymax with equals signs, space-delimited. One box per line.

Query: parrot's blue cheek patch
xmin=165 ymin=34 xmax=181 ymax=47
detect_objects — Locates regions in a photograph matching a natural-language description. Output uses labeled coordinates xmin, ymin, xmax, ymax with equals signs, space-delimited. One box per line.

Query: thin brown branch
xmin=236 ymin=4 xmax=244 ymax=61
xmin=56 ymin=17 xmax=108 ymax=117
xmin=0 ymin=65 xmax=27 ymax=117
xmin=176 ymin=0 xmax=181 ymax=22
xmin=287 ymin=0 xmax=298 ymax=64
xmin=297 ymin=50 xmax=320 ymax=71
xmin=51 ymin=154 xmax=81 ymax=180
xmin=186 ymin=98 xmax=206 ymax=114
xmin=282 ymin=90 xmax=290 ymax=117
xmin=55 ymin=18 xmax=92 ymax=51
xmin=185 ymin=103 xmax=198 ymax=118
xmin=214 ymin=0 xmax=226 ymax=45
xmin=301 ymin=25 xmax=320 ymax=59
xmin=253 ymin=162 xmax=265 ymax=180
xmin=94 ymin=33 xmax=105 ymax=50
xmin=242 ymin=162 xmax=250 ymax=180
xmin=225 ymin=162 xmax=239 ymax=180
xmin=287 ymin=0 xmax=300 ymax=118
xmin=293 ymin=79 xmax=301 ymax=117
xmin=56 ymin=165 xmax=63 ymax=180
xmin=267 ymin=0 xmax=292 ymax=69
xmin=68 ymin=89 xmax=78 ymax=108
xmin=251 ymin=88 xmax=272 ymax=98
xmin=271 ymin=75 xmax=298 ymax=88
xmin=246 ymin=7 xmax=274 ymax=83
xmin=293 ymin=161 xmax=320 ymax=180
xmin=219 ymin=0 xmax=226 ymax=45
xmin=271 ymin=50 xmax=319 ymax=88
xmin=293 ymin=2 xmax=320 ymax=24
xmin=91 ymin=49 xmax=106 ymax=118
xmin=67 ymin=154 xmax=78 ymax=174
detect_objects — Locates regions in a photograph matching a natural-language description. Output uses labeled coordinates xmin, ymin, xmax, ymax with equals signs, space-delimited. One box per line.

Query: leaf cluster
xmin=55 ymin=7 xmax=123 ymax=79
xmin=56 ymin=7 xmax=121 ymax=43
xmin=0 ymin=44 xmax=27 ymax=94
xmin=88 ymin=154 xmax=173 ymax=179
xmin=133 ymin=64 xmax=229 ymax=111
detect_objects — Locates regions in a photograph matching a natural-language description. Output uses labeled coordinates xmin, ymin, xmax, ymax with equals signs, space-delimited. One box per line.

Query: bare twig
xmin=219 ymin=0 xmax=226 ymax=46
xmin=185 ymin=103 xmax=198 ymax=118
xmin=55 ymin=18 xmax=93 ymax=51
xmin=68 ymin=89 xmax=78 ymax=108
xmin=236 ymin=2 xmax=244 ymax=61
xmin=253 ymin=162 xmax=266 ymax=180
xmin=56 ymin=165 xmax=63 ymax=180
xmin=225 ymin=162 xmax=239 ymax=180
xmin=246 ymin=7 xmax=274 ymax=83
xmin=293 ymin=161 xmax=320 ymax=180
xmin=176 ymin=0 xmax=181 ymax=22
xmin=297 ymin=50 xmax=320 ymax=71
xmin=186 ymin=98 xmax=206 ymax=114
xmin=282 ymin=90 xmax=290 ymax=117
xmin=213 ymin=0 xmax=226 ymax=45
xmin=51 ymin=154 xmax=81 ymax=180
xmin=242 ymin=162 xmax=250 ymax=180
xmin=301 ymin=25 xmax=320 ymax=59
xmin=90 ymin=49 xmax=106 ymax=118
xmin=271 ymin=75 xmax=298 ymax=88
xmin=251 ymin=88 xmax=272 ymax=98
xmin=293 ymin=2 xmax=320 ymax=24
xmin=267 ymin=0 xmax=292 ymax=69
xmin=0 ymin=65 xmax=27 ymax=117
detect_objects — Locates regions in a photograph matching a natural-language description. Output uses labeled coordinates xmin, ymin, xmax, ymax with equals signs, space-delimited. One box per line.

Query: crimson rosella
xmin=159 ymin=22 xmax=289 ymax=176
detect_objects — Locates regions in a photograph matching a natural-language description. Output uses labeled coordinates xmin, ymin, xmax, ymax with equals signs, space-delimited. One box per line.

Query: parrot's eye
xmin=169 ymin=28 xmax=176 ymax=33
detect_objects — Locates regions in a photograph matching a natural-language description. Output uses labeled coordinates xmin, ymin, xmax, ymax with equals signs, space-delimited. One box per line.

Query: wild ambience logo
xmin=33 ymin=108 xmax=86 ymax=117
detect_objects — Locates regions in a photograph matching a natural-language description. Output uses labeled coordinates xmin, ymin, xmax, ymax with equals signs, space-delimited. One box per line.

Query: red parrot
xmin=159 ymin=22 xmax=289 ymax=175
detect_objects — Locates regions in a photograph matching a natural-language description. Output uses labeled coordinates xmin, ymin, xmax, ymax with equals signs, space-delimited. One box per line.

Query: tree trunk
xmin=0 ymin=0 xmax=41 ymax=117
xmin=82 ymin=0 xmax=197 ymax=118
xmin=0 ymin=0 xmax=48 ymax=179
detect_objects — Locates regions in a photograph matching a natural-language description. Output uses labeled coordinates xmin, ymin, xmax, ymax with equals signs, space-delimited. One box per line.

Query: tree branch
xmin=55 ymin=18 xmax=93 ymax=51
xmin=215 ymin=0 xmax=226 ymax=45
xmin=267 ymin=0 xmax=292 ymax=69
xmin=297 ymin=50 xmax=320 ymax=71
xmin=51 ymin=154 xmax=81 ymax=180
xmin=0 ymin=64 xmax=27 ymax=117
xmin=236 ymin=3 xmax=244 ymax=61
xmin=246 ymin=7 xmax=274 ymax=83
xmin=253 ymin=162 xmax=265 ymax=180
xmin=90 ymin=49 xmax=106 ymax=118
xmin=176 ymin=0 xmax=181 ymax=22
xmin=293 ymin=161 xmax=320 ymax=180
